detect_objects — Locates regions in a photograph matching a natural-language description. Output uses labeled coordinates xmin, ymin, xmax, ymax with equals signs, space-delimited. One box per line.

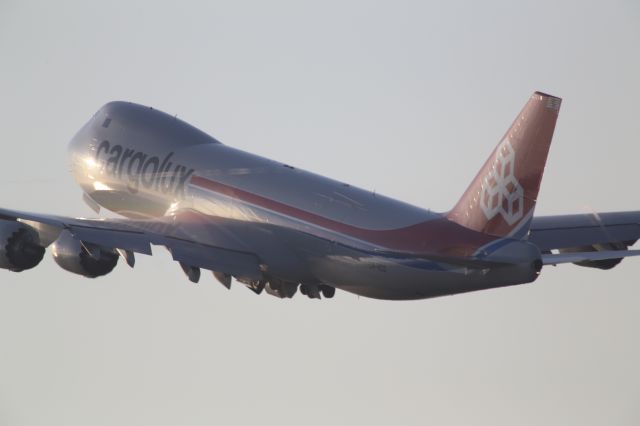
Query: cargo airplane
xmin=1 ymin=92 xmax=639 ymax=300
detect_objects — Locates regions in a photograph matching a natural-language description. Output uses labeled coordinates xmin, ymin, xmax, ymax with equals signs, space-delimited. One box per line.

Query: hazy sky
xmin=1 ymin=1 xmax=639 ymax=425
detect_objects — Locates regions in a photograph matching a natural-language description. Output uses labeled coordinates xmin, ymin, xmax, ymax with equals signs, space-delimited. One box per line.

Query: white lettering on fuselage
xmin=95 ymin=140 xmax=194 ymax=197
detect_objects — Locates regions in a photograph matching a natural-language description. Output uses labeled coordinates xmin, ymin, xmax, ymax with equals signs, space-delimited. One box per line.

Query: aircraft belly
xmin=307 ymin=246 xmax=539 ymax=300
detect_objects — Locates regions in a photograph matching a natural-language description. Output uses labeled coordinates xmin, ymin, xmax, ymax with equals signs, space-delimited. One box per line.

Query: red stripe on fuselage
xmin=190 ymin=175 xmax=495 ymax=256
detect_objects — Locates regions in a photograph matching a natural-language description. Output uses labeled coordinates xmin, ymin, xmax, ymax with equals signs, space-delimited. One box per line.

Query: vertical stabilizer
xmin=447 ymin=92 xmax=561 ymax=238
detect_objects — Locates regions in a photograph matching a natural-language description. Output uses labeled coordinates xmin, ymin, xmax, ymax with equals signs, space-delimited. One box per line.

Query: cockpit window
xmin=102 ymin=118 xmax=112 ymax=128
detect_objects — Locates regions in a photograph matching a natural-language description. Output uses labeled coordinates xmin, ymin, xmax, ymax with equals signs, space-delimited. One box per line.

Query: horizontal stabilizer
xmin=530 ymin=211 xmax=640 ymax=251
xmin=542 ymin=249 xmax=640 ymax=266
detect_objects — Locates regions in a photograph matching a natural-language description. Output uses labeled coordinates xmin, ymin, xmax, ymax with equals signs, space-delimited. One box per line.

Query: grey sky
xmin=0 ymin=1 xmax=639 ymax=425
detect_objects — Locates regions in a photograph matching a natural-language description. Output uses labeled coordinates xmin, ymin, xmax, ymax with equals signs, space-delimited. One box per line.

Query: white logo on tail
xmin=480 ymin=139 xmax=524 ymax=225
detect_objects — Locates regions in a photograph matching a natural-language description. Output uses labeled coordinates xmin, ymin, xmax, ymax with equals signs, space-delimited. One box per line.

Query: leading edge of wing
xmin=0 ymin=206 xmax=154 ymax=255
xmin=0 ymin=206 xmax=146 ymax=234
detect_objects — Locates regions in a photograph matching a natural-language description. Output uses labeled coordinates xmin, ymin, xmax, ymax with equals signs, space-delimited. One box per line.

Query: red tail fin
xmin=448 ymin=91 xmax=561 ymax=238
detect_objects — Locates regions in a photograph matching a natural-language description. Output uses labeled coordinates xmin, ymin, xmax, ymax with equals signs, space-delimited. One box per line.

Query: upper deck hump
xmin=183 ymin=142 xmax=441 ymax=231
xmin=98 ymin=101 xmax=221 ymax=147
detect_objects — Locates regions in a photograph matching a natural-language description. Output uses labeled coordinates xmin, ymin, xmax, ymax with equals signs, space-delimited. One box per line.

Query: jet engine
xmin=0 ymin=220 xmax=46 ymax=272
xmin=51 ymin=230 xmax=118 ymax=278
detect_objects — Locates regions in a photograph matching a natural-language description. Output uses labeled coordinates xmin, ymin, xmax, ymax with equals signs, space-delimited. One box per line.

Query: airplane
xmin=1 ymin=91 xmax=639 ymax=300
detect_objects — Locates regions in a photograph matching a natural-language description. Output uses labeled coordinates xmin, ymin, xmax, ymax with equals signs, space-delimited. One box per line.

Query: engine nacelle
xmin=51 ymin=230 xmax=118 ymax=278
xmin=0 ymin=220 xmax=46 ymax=272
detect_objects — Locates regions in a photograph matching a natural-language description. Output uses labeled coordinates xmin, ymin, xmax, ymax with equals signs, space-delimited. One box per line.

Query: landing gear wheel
xmin=320 ymin=285 xmax=335 ymax=298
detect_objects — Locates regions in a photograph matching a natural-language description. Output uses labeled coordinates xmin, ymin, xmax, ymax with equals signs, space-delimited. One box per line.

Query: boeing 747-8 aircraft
xmin=1 ymin=92 xmax=638 ymax=300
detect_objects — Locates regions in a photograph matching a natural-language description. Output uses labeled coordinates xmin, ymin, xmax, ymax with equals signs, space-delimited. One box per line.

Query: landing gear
xmin=206 ymin=272 xmax=337 ymax=300
xmin=299 ymin=283 xmax=335 ymax=299
xmin=319 ymin=285 xmax=335 ymax=299
xmin=300 ymin=284 xmax=321 ymax=299
xmin=249 ymin=280 xmax=267 ymax=295
xmin=265 ymin=280 xmax=298 ymax=298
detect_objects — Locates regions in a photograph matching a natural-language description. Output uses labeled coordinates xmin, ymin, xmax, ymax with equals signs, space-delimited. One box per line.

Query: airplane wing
xmin=3 ymin=205 xmax=639 ymax=289
xmin=529 ymin=211 xmax=640 ymax=268
xmin=0 ymin=206 xmax=264 ymax=282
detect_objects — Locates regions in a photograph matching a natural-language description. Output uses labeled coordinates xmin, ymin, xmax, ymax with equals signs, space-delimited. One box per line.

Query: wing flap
xmin=167 ymin=239 xmax=262 ymax=280
xmin=69 ymin=225 xmax=153 ymax=255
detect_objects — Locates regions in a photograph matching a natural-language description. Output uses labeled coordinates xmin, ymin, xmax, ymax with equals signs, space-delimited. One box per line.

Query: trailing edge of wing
xmin=69 ymin=225 xmax=152 ymax=255
xmin=542 ymin=249 xmax=640 ymax=265
xmin=167 ymin=238 xmax=262 ymax=280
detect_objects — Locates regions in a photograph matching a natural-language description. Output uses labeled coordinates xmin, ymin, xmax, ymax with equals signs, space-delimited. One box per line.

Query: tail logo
xmin=479 ymin=139 xmax=524 ymax=225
